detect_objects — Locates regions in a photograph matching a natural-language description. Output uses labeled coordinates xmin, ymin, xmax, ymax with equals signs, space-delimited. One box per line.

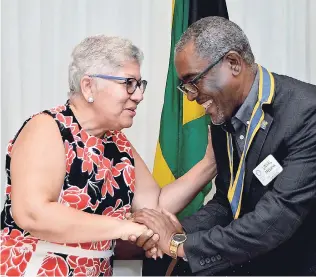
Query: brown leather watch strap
xmin=165 ymin=258 xmax=178 ymax=276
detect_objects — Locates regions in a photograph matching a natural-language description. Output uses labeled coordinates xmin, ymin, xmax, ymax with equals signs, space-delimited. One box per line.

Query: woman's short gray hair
xmin=68 ymin=35 xmax=144 ymax=94
xmin=175 ymin=16 xmax=255 ymax=67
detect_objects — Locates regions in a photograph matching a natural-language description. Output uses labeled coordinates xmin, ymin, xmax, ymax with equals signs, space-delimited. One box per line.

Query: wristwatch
xmin=169 ymin=233 xmax=187 ymax=259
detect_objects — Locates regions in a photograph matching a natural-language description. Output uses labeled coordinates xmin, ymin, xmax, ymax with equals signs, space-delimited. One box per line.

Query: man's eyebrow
xmin=181 ymin=73 xmax=199 ymax=81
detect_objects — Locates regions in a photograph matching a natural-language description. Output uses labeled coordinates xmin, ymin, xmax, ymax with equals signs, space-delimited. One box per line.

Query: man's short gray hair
xmin=68 ymin=35 xmax=144 ymax=94
xmin=175 ymin=16 xmax=255 ymax=67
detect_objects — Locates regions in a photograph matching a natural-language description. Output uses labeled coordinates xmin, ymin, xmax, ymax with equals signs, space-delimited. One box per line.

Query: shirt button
xmin=216 ymin=254 xmax=222 ymax=261
xmin=211 ymin=256 xmax=216 ymax=262
xmin=239 ymin=135 xmax=245 ymax=140
xmin=205 ymin=258 xmax=211 ymax=264
xmin=200 ymin=259 xmax=206 ymax=266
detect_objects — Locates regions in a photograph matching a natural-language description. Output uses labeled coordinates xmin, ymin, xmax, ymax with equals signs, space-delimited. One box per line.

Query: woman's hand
xmin=120 ymin=220 xmax=149 ymax=241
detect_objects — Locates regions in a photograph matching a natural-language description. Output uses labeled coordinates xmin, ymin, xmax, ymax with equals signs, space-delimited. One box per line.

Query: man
xmin=132 ymin=16 xmax=316 ymax=275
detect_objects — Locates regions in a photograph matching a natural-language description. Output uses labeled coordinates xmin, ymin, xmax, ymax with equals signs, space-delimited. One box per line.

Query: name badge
xmin=253 ymin=155 xmax=283 ymax=186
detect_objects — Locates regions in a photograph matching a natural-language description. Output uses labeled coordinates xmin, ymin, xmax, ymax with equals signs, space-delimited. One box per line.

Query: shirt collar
xmin=232 ymin=66 xmax=259 ymax=128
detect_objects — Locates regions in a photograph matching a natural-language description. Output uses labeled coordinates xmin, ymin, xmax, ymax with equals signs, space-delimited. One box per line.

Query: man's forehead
xmin=175 ymin=46 xmax=208 ymax=80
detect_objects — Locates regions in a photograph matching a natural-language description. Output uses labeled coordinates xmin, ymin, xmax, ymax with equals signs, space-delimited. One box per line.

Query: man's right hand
xmin=129 ymin=231 xmax=162 ymax=259
xmin=127 ymin=209 xmax=183 ymax=259
xmin=127 ymin=212 xmax=162 ymax=259
xmin=127 ymin=223 xmax=161 ymax=258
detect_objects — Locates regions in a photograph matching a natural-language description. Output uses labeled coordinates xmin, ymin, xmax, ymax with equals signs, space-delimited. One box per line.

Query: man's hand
xmin=143 ymin=209 xmax=183 ymax=258
xmin=127 ymin=212 xmax=161 ymax=259
xmin=132 ymin=208 xmax=183 ymax=255
xmin=161 ymin=208 xmax=183 ymax=232
xmin=142 ymin=209 xmax=183 ymax=259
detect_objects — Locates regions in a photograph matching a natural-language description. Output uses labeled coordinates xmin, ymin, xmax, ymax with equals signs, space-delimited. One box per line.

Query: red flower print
xmin=100 ymin=171 xmax=120 ymax=198
xmin=37 ymin=254 xmax=69 ymax=276
xmin=100 ymin=259 xmax=112 ymax=276
xmin=64 ymin=141 xmax=75 ymax=173
xmin=111 ymin=131 xmax=133 ymax=158
xmin=77 ymin=130 xmax=104 ymax=174
xmin=95 ymin=157 xmax=120 ymax=198
xmin=5 ymin=185 xmax=11 ymax=198
xmin=7 ymin=229 xmax=24 ymax=240
xmin=65 ymin=239 xmax=112 ymax=251
xmin=0 ymin=229 xmax=38 ymax=277
xmin=60 ymin=186 xmax=97 ymax=211
xmin=56 ymin=113 xmax=73 ymax=128
xmin=7 ymin=140 xmax=14 ymax=155
xmin=91 ymin=240 xmax=112 ymax=251
xmin=56 ymin=113 xmax=80 ymax=140
xmin=0 ymin=227 xmax=10 ymax=240
xmin=102 ymin=199 xmax=131 ymax=220
xmin=67 ymin=256 xmax=101 ymax=276
xmin=50 ymin=105 xmax=67 ymax=114
xmin=114 ymin=157 xmax=135 ymax=192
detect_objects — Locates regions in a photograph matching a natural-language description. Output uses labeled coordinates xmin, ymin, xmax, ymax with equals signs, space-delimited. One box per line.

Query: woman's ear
xmin=80 ymin=75 xmax=94 ymax=102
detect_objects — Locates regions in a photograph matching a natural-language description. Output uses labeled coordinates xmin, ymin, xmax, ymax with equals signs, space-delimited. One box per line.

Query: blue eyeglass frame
xmin=88 ymin=74 xmax=148 ymax=94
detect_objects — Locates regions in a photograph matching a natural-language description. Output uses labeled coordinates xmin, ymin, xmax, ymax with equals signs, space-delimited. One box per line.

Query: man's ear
xmin=225 ymin=51 xmax=242 ymax=77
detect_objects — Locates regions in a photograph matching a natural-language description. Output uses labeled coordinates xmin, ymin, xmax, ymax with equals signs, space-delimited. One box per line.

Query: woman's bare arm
xmin=10 ymin=114 xmax=147 ymax=243
xmin=132 ymin=128 xmax=217 ymax=214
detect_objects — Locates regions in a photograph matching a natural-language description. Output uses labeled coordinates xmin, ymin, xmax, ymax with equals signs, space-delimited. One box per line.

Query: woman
xmin=0 ymin=35 xmax=216 ymax=276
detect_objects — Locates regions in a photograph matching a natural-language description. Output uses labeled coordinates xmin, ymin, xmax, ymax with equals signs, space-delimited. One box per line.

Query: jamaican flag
xmin=153 ymin=0 xmax=229 ymax=219
xmin=143 ymin=0 xmax=229 ymax=275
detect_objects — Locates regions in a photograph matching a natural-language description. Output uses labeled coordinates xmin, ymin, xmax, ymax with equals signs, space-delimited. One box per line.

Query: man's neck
xmin=240 ymin=65 xmax=258 ymax=105
xmin=230 ymin=65 xmax=258 ymax=119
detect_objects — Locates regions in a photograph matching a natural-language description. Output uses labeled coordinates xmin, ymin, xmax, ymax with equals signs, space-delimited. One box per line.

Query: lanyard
xmin=227 ymin=65 xmax=275 ymax=219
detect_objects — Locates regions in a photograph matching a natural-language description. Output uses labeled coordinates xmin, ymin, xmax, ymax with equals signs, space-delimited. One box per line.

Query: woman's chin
xmin=120 ymin=119 xmax=134 ymax=129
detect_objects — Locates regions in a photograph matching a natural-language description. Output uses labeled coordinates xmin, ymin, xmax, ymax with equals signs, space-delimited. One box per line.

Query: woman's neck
xmin=69 ymin=94 xmax=109 ymax=138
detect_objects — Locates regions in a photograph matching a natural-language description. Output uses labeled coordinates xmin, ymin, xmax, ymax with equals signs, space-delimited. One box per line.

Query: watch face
xmin=173 ymin=233 xmax=187 ymax=243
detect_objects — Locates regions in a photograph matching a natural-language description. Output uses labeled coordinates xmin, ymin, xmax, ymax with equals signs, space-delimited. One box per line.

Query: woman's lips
xmin=125 ymin=109 xmax=136 ymax=117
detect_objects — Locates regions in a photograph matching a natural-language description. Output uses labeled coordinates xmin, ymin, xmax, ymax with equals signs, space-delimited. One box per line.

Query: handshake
xmin=121 ymin=208 xmax=185 ymax=260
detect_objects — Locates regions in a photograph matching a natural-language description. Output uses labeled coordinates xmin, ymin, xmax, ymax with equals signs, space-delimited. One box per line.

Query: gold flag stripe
xmin=153 ymin=142 xmax=176 ymax=187
xmin=183 ymin=96 xmax=205 ymax=125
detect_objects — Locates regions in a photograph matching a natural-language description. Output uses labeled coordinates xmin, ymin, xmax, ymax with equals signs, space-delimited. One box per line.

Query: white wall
xmin=1 ymin=0 xmax=173 ymax=204
xmin=226 ymin=0 xmax=316 ymax=84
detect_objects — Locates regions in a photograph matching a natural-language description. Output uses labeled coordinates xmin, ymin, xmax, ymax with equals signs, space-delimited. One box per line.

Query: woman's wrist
xmin=201 ymin=155 xmax=217 ymax=179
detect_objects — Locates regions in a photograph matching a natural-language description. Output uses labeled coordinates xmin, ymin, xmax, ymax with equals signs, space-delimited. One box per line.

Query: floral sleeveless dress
xmin=0 ymin=101 xmax=135 ymax=276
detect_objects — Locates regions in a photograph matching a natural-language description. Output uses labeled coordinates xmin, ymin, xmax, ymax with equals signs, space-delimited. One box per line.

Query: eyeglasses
xmin=88 ymin=74 xmax=148 ymax=94
xmin=177 ymin=52 xmax=228 ymax=95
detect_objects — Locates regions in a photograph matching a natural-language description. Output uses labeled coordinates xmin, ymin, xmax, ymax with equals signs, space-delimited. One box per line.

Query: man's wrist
xmin=177 ymin=243 xmax=185 ymax=258
xmin=169 ymin=233 xmax=187 ymax=259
